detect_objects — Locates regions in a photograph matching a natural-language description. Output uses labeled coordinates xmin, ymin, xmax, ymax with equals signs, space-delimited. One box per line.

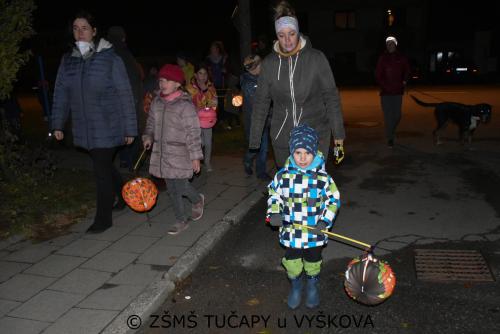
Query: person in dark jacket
xmin=107 ymin=26 xmax=144 ymax=169
xmin=249 ymin=1 xmax=345 ymax=168
xmin=241 ymin=54 xmax=271 ymax=180
xmin=375 ymin=36 xmax=411 ymax=147
xmin=51 ymin=11 xmax=137 ymax=233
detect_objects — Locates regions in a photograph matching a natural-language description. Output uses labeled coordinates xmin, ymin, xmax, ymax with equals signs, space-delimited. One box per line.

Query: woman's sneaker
xmin=168 ymin=221 xmax=189 ymax=235
xmin=191 ymin=194 xmax=205 ymax=221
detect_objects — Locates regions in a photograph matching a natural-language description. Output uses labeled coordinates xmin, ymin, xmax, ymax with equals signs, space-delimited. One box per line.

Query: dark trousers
xmin=381 ymin=95 xmax=403 ymax=141
xmin=89 ymin=147 xmax=123 ymax=227
xmin=285 ymin=247 xmax=323 ymax=262
xmin=118 ymin=138 xmax=140 ymax=169
xmin=243 ymin=130 xmax=269 ymax=176
xmin=166 ymin=178 xmax=201 ymax=221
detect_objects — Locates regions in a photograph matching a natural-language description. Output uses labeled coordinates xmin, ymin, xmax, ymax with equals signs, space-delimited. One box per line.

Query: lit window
xmin=437 ymin=52 xmax=443 ymax=62
xmin=335 ymin=11 xmax=355 ymax=30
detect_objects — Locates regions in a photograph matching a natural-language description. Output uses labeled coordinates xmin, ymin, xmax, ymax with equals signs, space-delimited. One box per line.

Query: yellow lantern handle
xmin=292 ymin=223 xmax=371 ymax=249
xmin=133 ymin=148 xmax=148 ymax=172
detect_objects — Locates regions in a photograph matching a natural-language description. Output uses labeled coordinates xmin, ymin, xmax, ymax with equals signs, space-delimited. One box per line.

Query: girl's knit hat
xmin=289 ymin=124 xmax=319 ymax=155
xmin=158 ymin=64 xmax=185 ymax=84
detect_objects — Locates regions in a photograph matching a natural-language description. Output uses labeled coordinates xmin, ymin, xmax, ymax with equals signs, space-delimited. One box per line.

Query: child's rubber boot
xmin=305 ymin=275 xmax=320 ymax=309
xmin=287 ymin=275 xmax=303 ymax=309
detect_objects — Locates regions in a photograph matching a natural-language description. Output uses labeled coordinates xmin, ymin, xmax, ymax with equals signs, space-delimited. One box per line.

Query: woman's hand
xmin=143 ymin=138 xmax=152 ymax=150
xmin=334 ymin=139 xmax=344 ymax=146
xmin=125 ymin=137 xmax=135 ymax=145
xmin=192 ymin=160 xmax=201 ymax=174
xmin=53 ymin=130 xmax=64 ymax=140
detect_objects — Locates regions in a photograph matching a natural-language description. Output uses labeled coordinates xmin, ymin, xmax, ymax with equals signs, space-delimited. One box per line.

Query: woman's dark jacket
xmin=249 ymin=36 xmax=345 ymax=164
xmin=51 ymin=39 xmax=137 ymax=150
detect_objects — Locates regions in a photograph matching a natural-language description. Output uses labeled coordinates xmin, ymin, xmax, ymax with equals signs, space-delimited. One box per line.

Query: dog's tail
xmin=410 ymin=95 xmax=440 ymax=108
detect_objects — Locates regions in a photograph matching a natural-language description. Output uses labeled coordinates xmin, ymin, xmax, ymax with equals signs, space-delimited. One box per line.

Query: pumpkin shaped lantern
xmin=122 ymin=177 xmax=158 ymax=212
xmin=344 ymin=253 xmax=396 ymax=305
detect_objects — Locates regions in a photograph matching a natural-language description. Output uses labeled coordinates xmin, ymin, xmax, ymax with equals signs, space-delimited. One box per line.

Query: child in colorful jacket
xmin=267 ymin=124 xmax=340 ymax=309
xmin=186 ymin=62 xmax=218 ymax=172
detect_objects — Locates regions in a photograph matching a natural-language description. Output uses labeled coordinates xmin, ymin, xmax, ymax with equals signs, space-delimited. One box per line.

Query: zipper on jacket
xmin=81 ymin=58 xmax=89 ymax=149
xmin=159 ymin=101 xmax=165 ymax=178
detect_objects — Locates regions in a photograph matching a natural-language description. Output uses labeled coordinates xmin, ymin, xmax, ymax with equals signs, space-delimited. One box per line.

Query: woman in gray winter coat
xmin=142 ymin=64 xmax=205 ymax=235
xmin=249 ymin=1 xmax=345 ymax=167
xmin=51 ymin=11 xmax=137 ymax=233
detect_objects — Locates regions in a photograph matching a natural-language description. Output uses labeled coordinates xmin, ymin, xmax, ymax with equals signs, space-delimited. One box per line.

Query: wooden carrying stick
xmin=133 ymin=148 xmax=148 ymax=172
xmin=292 ymin=223 xmax=371 ymax=249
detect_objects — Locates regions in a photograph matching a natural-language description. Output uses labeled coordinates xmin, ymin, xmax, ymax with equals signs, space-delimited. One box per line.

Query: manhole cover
xmin=414 ymin=249 xmax=495 ymax=282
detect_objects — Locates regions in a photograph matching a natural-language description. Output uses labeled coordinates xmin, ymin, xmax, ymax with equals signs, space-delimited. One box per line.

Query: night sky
xmin=18 ymin=0 xmax=499 ymax=88
xmin=32 ymin=0 xmax=272 ymax=58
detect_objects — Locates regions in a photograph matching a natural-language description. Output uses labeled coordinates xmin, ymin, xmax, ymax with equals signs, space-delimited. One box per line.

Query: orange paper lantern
xmin=122 ymin=177 xmax=158 ymax=212
xmin=232 ymin=94 xmax=243 ymax=107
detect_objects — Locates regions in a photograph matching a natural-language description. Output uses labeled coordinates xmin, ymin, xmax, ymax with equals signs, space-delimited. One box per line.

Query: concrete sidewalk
xmin=0 ymin=153 xmax=271 ymax=334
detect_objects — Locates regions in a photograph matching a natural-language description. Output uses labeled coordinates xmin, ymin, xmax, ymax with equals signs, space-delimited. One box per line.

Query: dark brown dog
xmin=411 ymin=95 xmax=492 ymax=145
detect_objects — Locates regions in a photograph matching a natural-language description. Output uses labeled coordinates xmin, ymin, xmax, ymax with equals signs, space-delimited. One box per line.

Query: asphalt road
xmin=142 ymin=85 xmax=500 ymax=334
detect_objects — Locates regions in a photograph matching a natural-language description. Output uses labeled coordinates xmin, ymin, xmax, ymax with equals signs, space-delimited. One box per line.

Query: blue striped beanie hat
xmin=289 ymin=124 xmax=319 ymax=155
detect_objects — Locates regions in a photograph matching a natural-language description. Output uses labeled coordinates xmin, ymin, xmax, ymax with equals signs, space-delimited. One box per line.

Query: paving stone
xmin=128 ymin=222 xmax=171 ymax=237
xmin=42 ymin=233 xmax=82 ymax=247
xmin=205 ymin=196 xmax=241 ymax=211
xmin=113 ymin=212 xmax=148 ymax=228
xmin=80 ymin=250 xmax=138 ymax=273
xmin=198 ymin=184 xmax=230 ymax=201
xmin=56 ymin=239 xmax=111 ymax=258
xmin=43 ymin=307 xmax=119 ymax=334
xmin=0 ymin=250 xmax=9 ymax=259
xmin=0 ymin=316 xmax=49 ymax=334
xmin=42 ymin=308 xmax=119 ymax=334
xmin=191 ymin=208 xmax=226 ymax=227
xmin=217 ymin=185 xmax=253 ymax=199
xmin=137 ymin=239 xmax=187 ymax=266
xmin=158 ymin=225 xmax=208 ymax=247
xmin=48 ymin=268 xmax=112 ymax=295
xmin=0 ymin=261 xmax=31 ymax=283
xmin=0 ymin=235 xmax=25 ymax=251
xmin=78 ymin=284 xmax=145 ymax=310
xmin=0 ymin=299 xmax=21 ymax=317
xmin=108 ymin=235 xmax=159 ymax=254
xmin=82 ymin=226 xmax=131 ymax=242
xmin=3 ymin=244 xmax=58 ymax=263
xmin=24 ymin=255 xmax=86 ymax=278
xmin=147 ymin=209 xmax=176 ymax=223
xmin=4 ymin=240 xmax=32 ymax=252
xmin=8 ymin=290 xmax=84 ymax=322
xmin=0 ymin=274 xmax=56 ymax=302
xmin=68 ymin=218 xmax=94 ymax=232
xmin=107 ymin=264 xmax=163 ymax=286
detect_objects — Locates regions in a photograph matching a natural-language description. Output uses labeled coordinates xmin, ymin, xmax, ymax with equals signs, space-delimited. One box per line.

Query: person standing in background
xmin=241 ymin=54 xmax=271 ymax=181
xmin=187 ymin=62 xmax=218 ymax=172
xmin=176 ymin=52 xmax=195 ymax=85
xmin=107 ymin=25 xmax=144 ymax=169
xmin=375 ymin=36 xmax=410 ymax=148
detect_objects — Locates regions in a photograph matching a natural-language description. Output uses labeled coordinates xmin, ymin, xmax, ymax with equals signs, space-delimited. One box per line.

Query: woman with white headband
xmin=249 ymin=0 xmax=345 ymax=168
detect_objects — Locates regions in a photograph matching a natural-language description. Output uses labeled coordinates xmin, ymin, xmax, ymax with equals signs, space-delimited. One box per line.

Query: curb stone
xmin=102 ymin=188 xmax=265 ymax=334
